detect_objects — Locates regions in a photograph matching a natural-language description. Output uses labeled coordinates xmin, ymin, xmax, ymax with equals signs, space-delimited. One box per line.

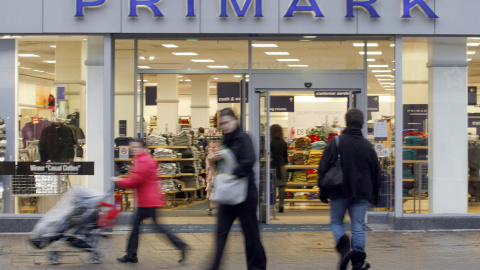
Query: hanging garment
xmin=39 ymin=123 xmax=77 ymax=162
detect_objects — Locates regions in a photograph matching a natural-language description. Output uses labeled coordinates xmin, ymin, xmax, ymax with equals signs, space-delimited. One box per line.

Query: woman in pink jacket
xmin=112 ymin=138 xmax=189 ymax=264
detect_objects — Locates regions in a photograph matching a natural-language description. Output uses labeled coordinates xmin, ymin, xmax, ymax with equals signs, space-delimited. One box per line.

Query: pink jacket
xmin=117 ymin=152 xmax=165 ymax=207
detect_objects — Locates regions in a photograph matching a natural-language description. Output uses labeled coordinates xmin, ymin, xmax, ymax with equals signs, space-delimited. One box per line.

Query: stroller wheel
xmin=90 ymin=251 xmax=102 ymax=264
xmin=48 ymin=251 xmax=61 ymax=265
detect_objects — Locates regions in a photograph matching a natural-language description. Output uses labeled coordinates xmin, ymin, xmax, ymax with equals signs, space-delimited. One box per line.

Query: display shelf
xmin=285 ymin=188 xmax=319 ymax=192
xmin=402 ymin=146 xmax=428 ymax=149
xmin=287 ymin=182 xmax=317 ymax=186
xmin=115 ymin=158 xmax=133 ymax=161
xmin=284 ymin=165 xmax=318 ymax=170
xmin=403 ymin=160 xmax=428 ymax=164
xmin=403 ymin=179 xmax=415 ymax=182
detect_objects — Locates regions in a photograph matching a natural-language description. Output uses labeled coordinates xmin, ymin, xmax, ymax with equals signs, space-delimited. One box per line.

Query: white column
xmin=0 ymin=39 xmax=17 ymax=213
xmin=428 ymin=37 xmax=468 ymax=214
xmin=85 ymin=36 xmax=106 ymax=192
xmin=190 ymin=75 xmax=211 ymax=129
xmin=156 ymin=74 xmax=179 ymax=133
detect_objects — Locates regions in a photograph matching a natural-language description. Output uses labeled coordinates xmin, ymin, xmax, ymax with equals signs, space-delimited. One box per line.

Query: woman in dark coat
xmin=270 ymin=124 xmax=288 ymax=212
xmin=318 ymin=109 xmax=381 ymax=270
xmin=209 ymin=108 xmax=267 ymax=270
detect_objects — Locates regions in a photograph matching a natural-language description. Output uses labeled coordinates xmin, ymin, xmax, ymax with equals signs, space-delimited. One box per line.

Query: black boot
xmin=117 ymin=254 xmax=138 ymax=263
xmin=279 ymin=206 xmax=284 ymax=213
xmin=336 ymin=235 xmax=351 ymax=270
xmin=178 ymin=244 xmax=191 ymax=263
xmin=350 ymin=250 xmax=370 ymax=270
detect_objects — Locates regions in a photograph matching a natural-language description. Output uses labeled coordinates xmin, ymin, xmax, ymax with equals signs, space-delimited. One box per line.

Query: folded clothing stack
xmin=293 ymin=192 xmax=308 ymax=199
xmin=307 ymin=192 xmax=319 ymax=200
xmin=161 ymin=179 xmax=179 ymax=193
xmin=153 ymin=148 xmax=176 ymax=159
xmin=172 ymin=131 xmax=192 ymax=146
xmin=403 ymin=169 xmax=414 ymax=179
xmin=181 ymin=176 xmax=200 ymax=189
xmin=193 ymin=160 xmax=202 ymax=174
xmin=292 ymin=153 xmax=305 ymax=165
xmin=403 ymin=149 xmax=416 ymax=160
xmin=35 ymin=175 xmax=68 ymax=194
xmin=311 ymin=141 xmax=326 ymax=150
xmin=327 ymin=133 xmax=339 ymax=143
xmin=294 ymin=137 xmax=311 ymax=151
xmin=404 ymin=136 xmax=423 ymax=146
xmin=307 ymin=150 xmax=323 ymax=165
xmin=181 ymin=166 xmax=196 ymax=174
xmin=292 ymin=171 xmax=307 ymax=182
xmin=198 ymin=176 xmax=206 ymax=186
xmin=159 ymin=163 xmax=177 ymax=175
xmin=147 ymin=134 xmax=167 ymax=146
xmin=306 ymin=173 xmax=318 ymax=183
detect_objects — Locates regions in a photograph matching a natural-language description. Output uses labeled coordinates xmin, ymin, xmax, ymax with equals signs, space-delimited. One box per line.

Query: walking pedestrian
xmin=270 ymin=124 xmax=288 ymax=213
xmin=111 ymin=138 xmax=189 ymax=264
xmin=317 ymin=109 xmax=380 ymax=270
xmin=208 ymin=108 xmax=267 ymax=270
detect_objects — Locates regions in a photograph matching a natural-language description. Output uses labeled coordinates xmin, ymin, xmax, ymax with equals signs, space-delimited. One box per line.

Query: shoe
xmin=178 ymin=244 xmax=191 ymax=263
xmin=117 ymin=255 xmax=138 ymax=263
xmin=279 ymin=206 xmax=284 ymax=213
xmin=350 ymin=250 xmax=370 ymax=270
xmin=336 ymin=235 xmax=351 ymax=270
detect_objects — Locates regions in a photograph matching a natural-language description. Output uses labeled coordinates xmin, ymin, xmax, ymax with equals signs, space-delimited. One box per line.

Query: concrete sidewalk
xmin=1 ymin=229 xmax=480 ymax=269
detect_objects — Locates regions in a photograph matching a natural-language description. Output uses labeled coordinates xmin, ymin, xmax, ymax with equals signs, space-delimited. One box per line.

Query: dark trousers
xmin=277 ymin=185 xmax=286 ymax=208
xmin=210 ymin=197 xmax=267 ymax=270
xmin=126 ymin=207 xmax=186 ymax=257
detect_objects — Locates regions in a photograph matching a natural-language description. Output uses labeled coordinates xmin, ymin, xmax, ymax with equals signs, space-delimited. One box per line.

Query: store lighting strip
xmin=353 ymin=43 xmax=379 ymax=47
xmin=277 ymin=59 xmax=300 ymax=62
xmin=359 ymin=51 xmax=382 ymax=55
xmin=18 ymin=54 xmax=40 ymax=57
xmin=369 ymin=65 xmax=389 ymax=68
xmin=191 ymin=59 xmax=215 ymax=62
xmin=252 ymin=44 xmax=278 ymax=48
xmin=265 ymin=52 xmax=290 ymax=55
xmin=172 ymin=52 xmax=198 ymax=56
xmin=162 ymin=44 xmax=178 ymax=48
xmin=208 ymin=66 xmax=229 ymax=69
xmin=288 ymin=65 xmax=309 ymax=67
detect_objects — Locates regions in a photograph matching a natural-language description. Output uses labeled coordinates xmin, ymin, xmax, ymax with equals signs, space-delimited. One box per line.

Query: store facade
xmin=0 ymin=0 xmax=479 ymax=231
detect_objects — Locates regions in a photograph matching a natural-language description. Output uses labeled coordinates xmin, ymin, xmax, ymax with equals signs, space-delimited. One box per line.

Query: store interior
xmin=7 ymin=35 xmax=480 ymax=221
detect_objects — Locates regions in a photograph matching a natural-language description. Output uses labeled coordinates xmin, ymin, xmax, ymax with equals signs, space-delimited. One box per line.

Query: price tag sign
xmin=31 ymin=116 xmax=40 ymax=124
xmin=374 ymin=143 xmax=390 ymax=157
xmin=296 ymin=127 xmax=305 ymax=137
xmin=119 ymin=146 xmax=130 ymax=160
xmin=374 ymin=121 xmax=388 ymax=141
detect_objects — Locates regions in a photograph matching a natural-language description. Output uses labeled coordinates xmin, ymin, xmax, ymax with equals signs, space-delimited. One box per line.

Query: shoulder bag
xmin=320 ymin=136 xmax=343 ymax=189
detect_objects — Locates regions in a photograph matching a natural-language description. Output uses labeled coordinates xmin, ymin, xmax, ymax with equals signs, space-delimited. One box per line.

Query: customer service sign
xmin=3 ymin=0 xmax=480 ymax=35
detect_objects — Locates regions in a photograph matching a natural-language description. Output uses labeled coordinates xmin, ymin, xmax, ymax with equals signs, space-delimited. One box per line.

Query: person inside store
xmin=208 ymin=108 xmax=267 ymax=270
xmin=270 ymin=124 xmax=288 ymax=213
xmin=317 ymin=108 xmax=380 ymax=270
xmin=197 ymin=127 xmax=207 ymax=152
xmin=111 ymin=138 xmax=190 ymax=264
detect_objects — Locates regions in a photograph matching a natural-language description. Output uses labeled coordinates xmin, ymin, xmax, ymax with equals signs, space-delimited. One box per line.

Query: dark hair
xmin=131 ymin=137 xmax=146 ymax=148
xmin=345 ymin=108 xmax=364 ymax=129
xmin=198 ymin=127 xmax=204 ymax=134
xmin=219 ymin=108 xmax=237 ymax=119
xmin=270 ymin=124 xmax=284 ymax=139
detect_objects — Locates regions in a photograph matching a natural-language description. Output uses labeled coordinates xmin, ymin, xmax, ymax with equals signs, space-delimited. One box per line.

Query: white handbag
xmin=210 ymin=148 xmax=248 ymax=205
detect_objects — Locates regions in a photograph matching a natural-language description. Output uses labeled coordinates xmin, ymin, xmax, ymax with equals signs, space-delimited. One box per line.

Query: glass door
xmin=258 ymin=91 xmax=272 ymax=224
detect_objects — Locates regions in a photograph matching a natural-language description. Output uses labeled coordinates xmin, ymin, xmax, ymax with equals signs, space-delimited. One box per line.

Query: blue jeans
xmin=330 ymin=198 xmax=369 ymax=252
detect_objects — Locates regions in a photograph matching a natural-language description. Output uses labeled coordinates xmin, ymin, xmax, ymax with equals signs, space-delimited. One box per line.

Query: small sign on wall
xmin=119 ymin=146 xmax=129 ymax=160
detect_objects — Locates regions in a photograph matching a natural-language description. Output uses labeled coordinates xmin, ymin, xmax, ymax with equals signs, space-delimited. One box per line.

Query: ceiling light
xmin=208 ymin=66 xmax=229 ymax=68
xmin=214 ymin=78 xmax=219 ymax=80
xmin=288 ymin=65 xmax=309 ymax=67
xmin=18 ymin=54 xmax=40 ymax=57
xmin=162 ymin=44 xmax=178 ymax=48
xmin=186 ymin=39 xmax=198 ymax=42
xmin=50 ymin=45 xmax=56 ymax=48
xmin=277 ymin=59 xmax=300 ymax=62
xmin=353 ymin=43 xmax=379 ymax=47
xmin=377 ymin=79 xmax=393 ymax=81
xmin=375 ymin=75 xmax=395 ymax=77
xmin=469 ymin=37 xmax=480 ymax=40
xmin=172 ymin=52 xmax=198 ymax=56
xmin=468 ymin=51 xmax=476 ymax=55
xmin=179 ymin=79 xmax=184 ymax=82
xmin=178 ymin=75 xmax=183 ymax=78
xmin=139 ymin=56 xmax=146 ymax=60
xmin=303 ymin=36 xmax=317 ymax=39
xmin=369 ymin=65 xmax=389 ymax=68
xmin=138 ymin=66 xmax=151 ymax=69
xmin=468 ymin=43 xmax=480 ymax=46
xmin=209 ymin=86 xmax=217 ymax=88
xmin=367 ymin=59 xmax=375 ymax=62
xmin=359 ymin=51 xmax=382 ymax=55
xmin=299 ymin=40 xmax=311 ymax=42
xmin=252 ymin=44 xmax=278 ymax=48
xmin=185 ymin=79 xmax=192 ymax=82
xmin=43 ymin=61 xmax=56 ymax=64
xmin=46 ymin=72 xmax=55 ymax=75
xmin=149 ymin=56 xmax=155 ymax=60
xmin=145 ymin=83 xmax=158 ymax=86
xmin=380 ymin=82 xmax=395 ymax=85
xmin=1 ymin=35 xmax=21 ymax=39
xmin=19 ymin=67 xmax=31 ymax=70
xmin=245 ymin=75 xmax=250 ymax=77
xmin=385 ymin=88 xmax=395 ymax=91
xmin=33 ymin=70 xmax=44 ymax=73
xmin=468 ymin=58 xmax=473 ymax=61
xmin=137 ymin=80 xmax=148 ymax=82
xmin=372 ymin=70 xmax=392 ymax=73
xmin=234 ymin=75 xmax=242 ymax=78
xmin=265 ymin=52 xmax=290 ymax=55
xmin=191 ymin=59 xmax=215 ymax=62
xmin=390 ymin=44 xmax=396 ymax=47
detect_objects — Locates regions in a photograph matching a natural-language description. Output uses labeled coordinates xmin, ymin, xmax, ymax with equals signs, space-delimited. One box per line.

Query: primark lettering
xmin=76 ymin=0 xmax=438 ymax=19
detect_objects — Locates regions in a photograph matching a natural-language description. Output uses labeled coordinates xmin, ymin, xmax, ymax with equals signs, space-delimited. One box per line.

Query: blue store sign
xmin=217 ymin=82 xmax=248 ymax=103
xmin=469 ymin=86 xmax=477 ymax=106
xmin=368 ymin=96 xmax=379 ymax=112
xmin=403 ymin=104 xmax=428 ymax=132
xmin=314 ymin=91 xmax=350 ymax=98
xmin=468 ymin=113 xmax=480 ymax=134
xmin=270 ymin=96 xmax=294 ymax=112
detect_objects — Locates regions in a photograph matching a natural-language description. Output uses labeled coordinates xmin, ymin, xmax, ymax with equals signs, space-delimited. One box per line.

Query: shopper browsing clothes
xmin=208 ymin=108 xmax=267 ymax=270
xmin=111 ymin=138 xmax=189 ymax=264
xmin=270 ymin=124 xmax=288 ymax=213
xmin=317 ymin=109 xmax=381 ymax=270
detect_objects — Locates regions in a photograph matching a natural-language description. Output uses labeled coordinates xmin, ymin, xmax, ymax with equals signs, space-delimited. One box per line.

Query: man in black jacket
xmin=318 ymin=108 xmax=380 ymax=270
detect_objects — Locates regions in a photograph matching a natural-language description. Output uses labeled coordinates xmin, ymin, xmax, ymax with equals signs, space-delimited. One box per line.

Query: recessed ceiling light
xmin=469 ymin=37 xmax=480 ymax=40
xmin=265 ymin=52 xmax=290 ymax=55
xmin=372 ymin=70 xmax=392 ymax=73
xmin=390 ymin=44 xmax=396 ymax=47
xmin=303 ymin=36 xmax=317 ymax=39
xmin=468 ymin=43 xmax=480 ymax=46
xmin=245 ymin=75 xmax=250 ymax=77
xmin=468 ymin=51 xmax=476 ymax=55
xmin=252 ymin=44 xmax=278 ymax=48
xmin=186 ymin=39 xmax=198 ymax=42
xmin=138 ymin=66 xmax=151 ymax=69
xmin=191 ymin=59 xmax=215 ymax=62
xmin=353 ymin=43 xmax=379 ymax=47
xmin=46 ymin=72 xmax=55 ymax=75
xmin=359 ymin=51 xmax=382 ymax=55
xmin=375 ymin=75 xmax=394 ymax=77
xmin=137 ymin=80 xmax=148 ymax=82
xmin=18 ymin=54 xmax=40 ymax=57
xmin=277 ymin=59 xmax=300 ymax=62
xmin=288 ymin=65 xmax=309 ymax=67
xmin=1 ymin=35 xmax=21 ymax=39
xmin=380 ymin=82 xmax=395 ymax=85
xmin=43 ymin=61 xmax=56 ymax=64
xmin=209 ymin=86 xmax=217 ymax=88
xmin=149 ymin=56 xmax=155 ymax=60
xmin=234 ymin=75 xmax=242 ymax=78
xmin=145 ymin=83 xmax=158 ymax=86
xmin=178 ymin=75 xmax=183 ymax=78
xmin=139 ymin=56 xmax=146 ymax=60
xmin=213 ymin=78 xmax=219 ymax=80
xmin=33 ymin=70 xmax=44 ymax=73
xmin=179 ymin=79 xmax=184 ymax=82
xmin=468 ymin=58 xmax=473 ymax=61
xmin=19 ymin=67 xmax=31 ymax=70
xmin=172 ymin=52 xmax=198 ymax=56
xmin=367 ymin=59 xmax=375 ymax=62
xmin=50 ymin=45 xmax=56 ymax=48
xmin=377 ymin=79 xmax=393 ymax=81
xmin=369 ymin=65 xmax=389 ymax=68
xmin=162 ymin=44 xmax=178 ymax=48
xmin=184 ymin=79 xmax=192 ymax=82
xmin=208 ymin=66 xmax=229 ymax=69
xmin=385 ymin=88 xmax=395 ymax=91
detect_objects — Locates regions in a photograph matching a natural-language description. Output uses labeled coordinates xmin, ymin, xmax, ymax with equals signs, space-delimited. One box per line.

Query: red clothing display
xmin=117 ymin=152 xmax=165 ymax=207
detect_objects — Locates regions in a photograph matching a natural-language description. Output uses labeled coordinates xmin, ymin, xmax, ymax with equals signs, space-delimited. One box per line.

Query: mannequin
xmin=48 ymin=94 xmax=55 ymax=112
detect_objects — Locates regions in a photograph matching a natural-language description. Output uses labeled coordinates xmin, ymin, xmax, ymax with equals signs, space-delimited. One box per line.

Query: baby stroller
xmin=29 ymin=186 xmax=120 ymax=264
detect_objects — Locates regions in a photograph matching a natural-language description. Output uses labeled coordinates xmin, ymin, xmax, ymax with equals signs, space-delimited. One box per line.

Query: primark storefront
xmin=0 ymin=0 xmax=479 ymax=231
